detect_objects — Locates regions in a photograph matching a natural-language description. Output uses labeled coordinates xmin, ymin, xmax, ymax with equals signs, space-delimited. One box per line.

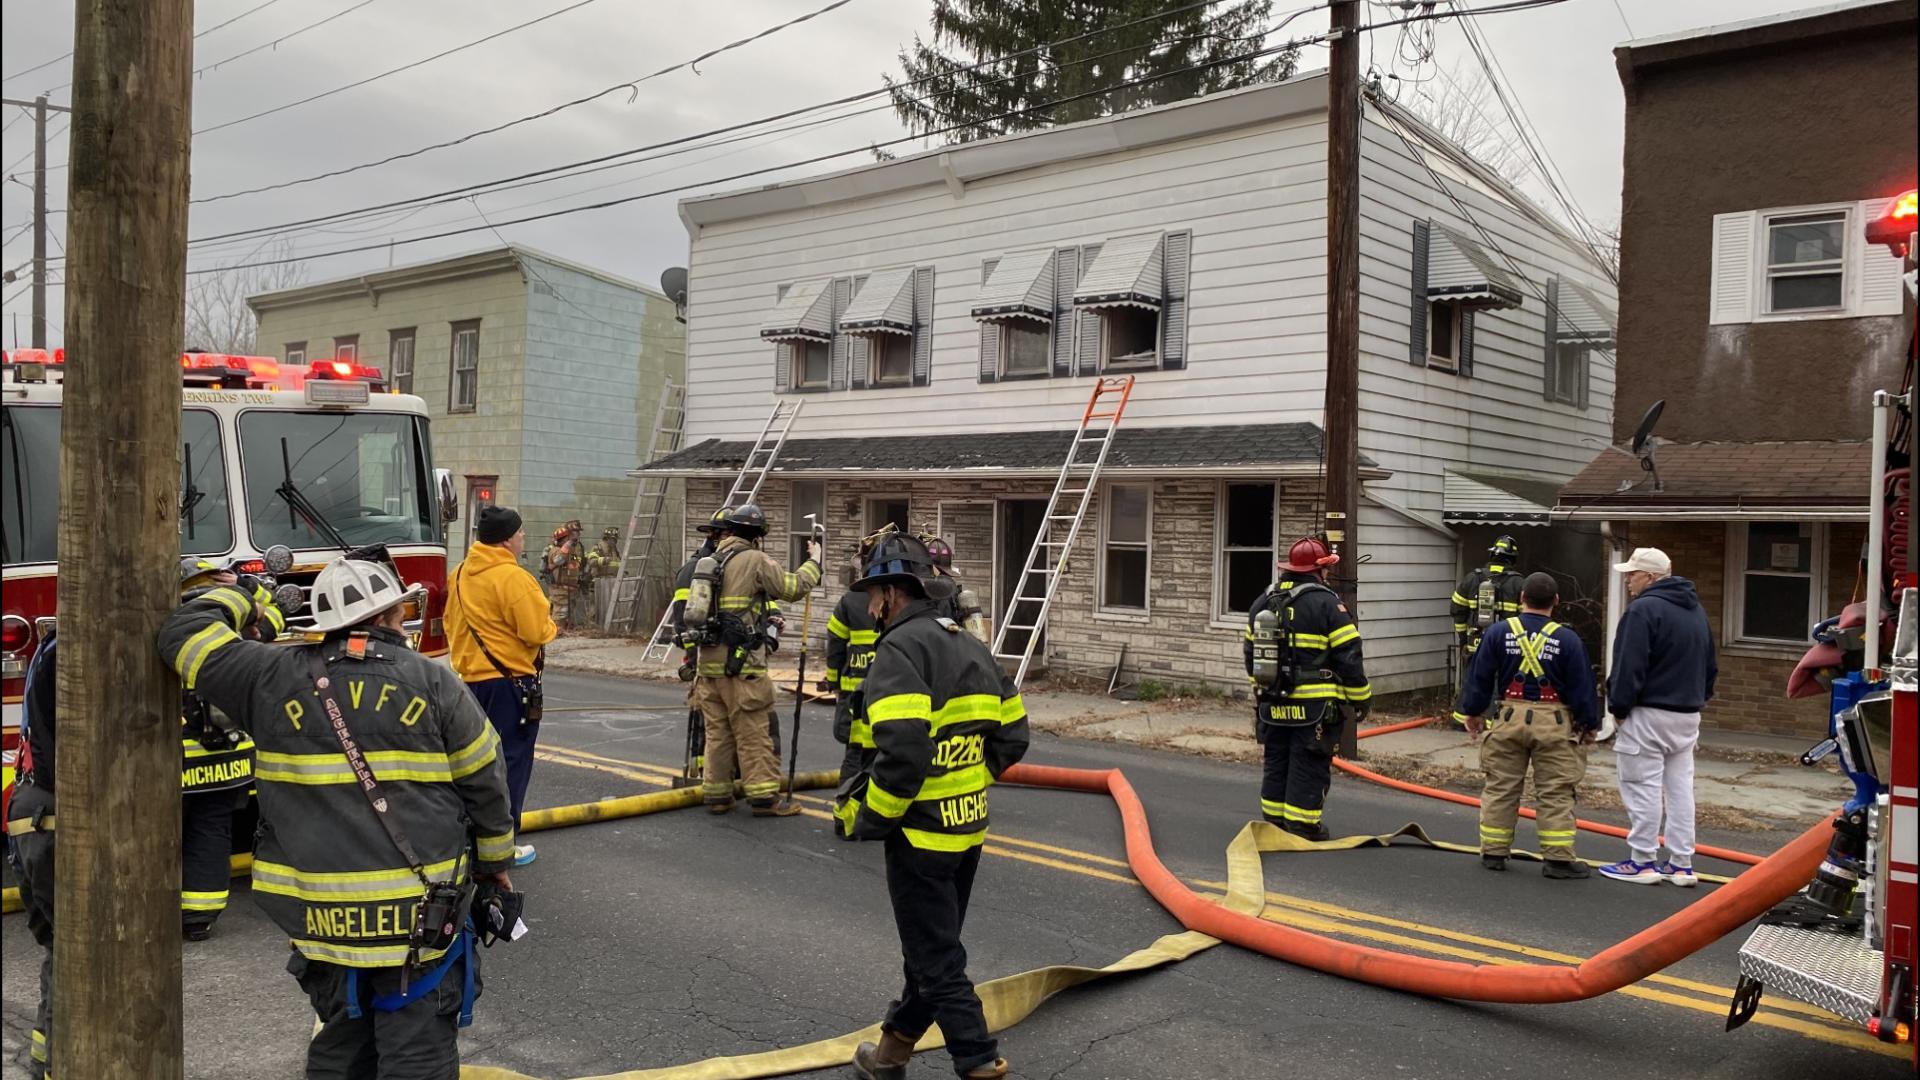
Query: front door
xmin=996 ymin=499 xmax=1049 ymax=663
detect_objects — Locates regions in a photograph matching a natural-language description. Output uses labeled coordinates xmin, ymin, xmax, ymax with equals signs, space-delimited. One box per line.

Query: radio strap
xmin=305 ymin=648 xmax=431 ymax=887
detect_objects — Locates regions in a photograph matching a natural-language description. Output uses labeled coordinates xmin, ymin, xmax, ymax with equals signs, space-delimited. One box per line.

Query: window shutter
xmin=830 ymin=276 xmax=853 ymax=390
xmin=849 ymin=335 xmax=869 ymax=390
xmin=1409 ymin=220 xmax=1430 ymax=366
xmin=1160 ymin=230 xmax=1191 ymax=371
xmin=912 ymin=265 xmax=934 ymax=387
xmin=1856 ymin=198 xmax=1906 ymax=317
xmin=978 ymin=258 xmax=999 ymax=383
xmin=1575 ymin=345 xmax=1591 ymax=411
xmin=1051 ymin=246 xmax=1078 ymax=378
xmin=1709 ymin=211 xmax=1757 ymax=324
xmin=1541 ymin=276 xmax=1559 ymax=401
xmin=773 ymin=283 xmax=791 ymax=392
xmin=1076 ymin=243 xmax=1103 ymax=376
xmin=1458 ymin=310 xmax=1476 ymax=377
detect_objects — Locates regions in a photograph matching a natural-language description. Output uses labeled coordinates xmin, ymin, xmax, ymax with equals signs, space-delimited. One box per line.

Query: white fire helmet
xmin=307 ymin=556 xmax=420 ymax=633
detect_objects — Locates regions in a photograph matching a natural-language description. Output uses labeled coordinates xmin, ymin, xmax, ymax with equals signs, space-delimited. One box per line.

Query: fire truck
xmin=1727 ymin=189 xmax=1919 ymax=1060
xmin=1 ymin=348 xmax=460 ymax=797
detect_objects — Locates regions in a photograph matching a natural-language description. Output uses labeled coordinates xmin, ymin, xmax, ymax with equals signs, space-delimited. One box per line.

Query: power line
xmin=7 ymin=0 xmax=302 ymax=90
xmin=187 ymin=0 xmax=386 ymax=82
xmin=1609 ymin=0 xmax=1635 ymax=37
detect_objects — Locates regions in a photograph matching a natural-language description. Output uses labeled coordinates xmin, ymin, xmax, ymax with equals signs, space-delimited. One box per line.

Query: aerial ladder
xmin=990 ymin=376 xmax=1135 ymax=686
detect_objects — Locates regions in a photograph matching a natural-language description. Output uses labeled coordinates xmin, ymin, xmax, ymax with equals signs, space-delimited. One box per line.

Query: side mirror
xmin=435 ymin=469 xmax=459 ymax=525
xmin=272 ymin=583 xmax=306 ymax=616
xmin=262 ymin=544 xmax=295 ymax=576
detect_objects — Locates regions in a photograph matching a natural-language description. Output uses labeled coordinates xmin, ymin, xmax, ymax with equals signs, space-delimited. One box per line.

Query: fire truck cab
xmin=1 ymin=348 xmax=460 ymax=796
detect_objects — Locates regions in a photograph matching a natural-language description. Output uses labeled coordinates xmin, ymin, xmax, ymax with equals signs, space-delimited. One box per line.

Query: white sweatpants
xmin=1613 ymin=705 xmax=1700 ymax=867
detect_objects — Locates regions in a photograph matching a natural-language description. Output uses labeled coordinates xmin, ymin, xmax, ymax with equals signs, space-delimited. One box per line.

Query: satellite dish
xmin=660 ymin=267 xmax=689 ymax=325
xmin=1629 ymin=399 xmax=1665 ymax=455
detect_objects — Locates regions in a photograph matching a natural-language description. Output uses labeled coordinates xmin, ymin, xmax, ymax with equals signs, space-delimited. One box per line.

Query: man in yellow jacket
xmin=446 ymin=506 xmax=558 ymax=865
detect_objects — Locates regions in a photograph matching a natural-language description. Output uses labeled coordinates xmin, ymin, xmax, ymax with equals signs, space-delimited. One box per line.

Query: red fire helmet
xmin=1280 ymin=536 xmax=1340 ymax=574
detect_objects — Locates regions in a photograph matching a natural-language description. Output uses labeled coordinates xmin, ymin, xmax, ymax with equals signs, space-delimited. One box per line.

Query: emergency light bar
xmin=1866 ymin=188 xmax=1918 ymax=257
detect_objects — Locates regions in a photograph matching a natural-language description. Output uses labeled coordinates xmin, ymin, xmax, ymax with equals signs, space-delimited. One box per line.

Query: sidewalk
xmin=544 ymin=635 xmax=1848 ymax=832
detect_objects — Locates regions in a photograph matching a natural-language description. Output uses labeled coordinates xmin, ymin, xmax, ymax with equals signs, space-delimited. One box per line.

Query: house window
xmin=1101 ymin=483 xmax=1151 ymax=612
xmin=1100 ymin=307 xmax=1160 ymax=370
xmin=1547 ymin=342 xmax=1583 ymax=405
xmin=1001 ymin=322 xmax=1050 ymax=377
xmin=871 ymin=335 xmax=912 ymax=386
xmin=1728 ymin=522 xmax=1825 ymax=645
xmin=867 ymin=497 xmax=911 ymax=535
xmin=388 ymin=328 xmax=416 ymax=394
xmin=449 ymin=320 xmax=480 ymax=413
xmin=1764 ymin=210 xmax=1847 ymax=313
xmin=332 ymin=334 xmax=359 ymax=362
xmin=1427 ymin=302 xmax=1461 ymax=371
xmin=789 ymin=481 xmax=827 ymax=565
xmin=286 ymin=341 xmax=307 ymax=366
xmin=1219 ymin=482 xmax=1276 ymax=616
xmin=791 ymin=341 xmax=831 ymax=389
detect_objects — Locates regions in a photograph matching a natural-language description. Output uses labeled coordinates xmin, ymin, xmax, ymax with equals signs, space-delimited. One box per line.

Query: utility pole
xmin=54 ymin=0 xmax=193 ymax=1075
xmin=1325 ymin=0 xmax=1362 ymax=758
xmin=1 ymin=94 xmax=72 ymax=348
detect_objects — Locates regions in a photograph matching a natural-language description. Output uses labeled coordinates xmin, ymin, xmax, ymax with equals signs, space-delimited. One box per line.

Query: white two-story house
xmin=640 ymin=71 xmax=1617 ymax=698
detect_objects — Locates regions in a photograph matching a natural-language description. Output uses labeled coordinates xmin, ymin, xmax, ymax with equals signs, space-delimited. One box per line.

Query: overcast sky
xmin=0 ymin=0 xmax=1830 ymax=348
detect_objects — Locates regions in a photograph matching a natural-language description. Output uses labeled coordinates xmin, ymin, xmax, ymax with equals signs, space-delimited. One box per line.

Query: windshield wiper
xmin=181 ymin=440 xmax=204 ymax=542
xmin=276 ymin=436 xmax=352 ymax=552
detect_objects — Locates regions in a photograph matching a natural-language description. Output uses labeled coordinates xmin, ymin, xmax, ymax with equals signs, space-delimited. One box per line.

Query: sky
xmin=0 ymin=0 xmax=1841 ymax=349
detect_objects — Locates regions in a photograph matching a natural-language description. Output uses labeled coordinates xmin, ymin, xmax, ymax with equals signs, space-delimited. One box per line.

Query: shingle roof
xmin=639 ymin=422 xmax=1361 ymax=476
xmin=1557 ymin=441 xmax=1873 ymax=511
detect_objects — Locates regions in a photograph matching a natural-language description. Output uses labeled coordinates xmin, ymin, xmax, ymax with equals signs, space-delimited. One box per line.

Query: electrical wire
xmin=1 ymin=118 xmax=65 ymax=176
xmin=14 ymin=0 xmax=309 ymax=93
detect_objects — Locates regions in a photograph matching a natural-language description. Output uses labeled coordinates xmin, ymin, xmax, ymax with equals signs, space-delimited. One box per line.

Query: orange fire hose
xmin=1001 ymin=762 xmax=1830 ymax=1003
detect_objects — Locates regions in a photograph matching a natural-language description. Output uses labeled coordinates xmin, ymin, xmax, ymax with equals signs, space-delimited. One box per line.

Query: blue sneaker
xmin=1656 ymin=861 xmax=1696 ymax=888
xmin=513 ymin=844 xmax=538 ymax=867
xmin=1597 ymin=858 xmax=1661 ymax=884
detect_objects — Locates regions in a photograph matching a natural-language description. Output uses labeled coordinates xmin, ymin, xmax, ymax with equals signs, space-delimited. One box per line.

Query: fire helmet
xmin=1280 ymin=536 xmax=1339 ymax=574
xmin=724 ymin=503 xmax=769 ymax=540
xmin=851 ymin=534 xmax=936 ymax=596
xmin=924 ymin=537 xmax=954 ymax=571
xmin=1490 ymin=535 xmax=1519 ymax=559
xmin=307 ymin=556 xmax=419 ymax=633
xmin=696 ymin=507 xmax=729 ymax=534
xmin=179 ymin=556 xmax=237 ymax=591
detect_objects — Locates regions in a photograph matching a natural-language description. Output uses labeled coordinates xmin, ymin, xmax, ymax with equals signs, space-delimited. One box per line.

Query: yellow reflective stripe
xmin=849 ymin=720 xmax=876 ymax=749
xmin=1279 ymin=804 xmax=1322 ymax=822
xmin=1449 ymin=592 xmax=1472 ymax=607
xmin=293 ymin=939 xmax=447 ymax=969
xmin=867 ymin=693 xmax=932 ymax=724
xmin=1290 ymin=632 xmax=1329 ymax=649
xmin=840 ymin=675 xmax=865 ymax=692
xmin=1509 ymin=618 xmax=1549 ymax=679
xmin=1537 ymin=830 xmax=1577 ymax=840
xmin=827 ymin=615 xmax=850 ymax=639
xmin=673 ymin=587 xmax=690 ymax=602
xmin=902 ymin=827 xmax=987 ymax=852
xmin=1480 ymin=826 xmax=1514 ymax=838
xmin=182 ymin=736 xmax=254 ymax=757
xmin=1451 ymin=711 xmax=1474 ymax=726
xmin=447 ymin=726 xmax=500 ymax=779
xmin=823 ymin=667 xmax=841 ymax=683
xmin=865 ymin=782 xmax=913 ymax=819
xmin=180 ymin=890 xmax=228 ymax=911
xmin=1286 ymin=684 xmax=1342 ymax=700
xmin=1260 ymin=798 xmax=1288 ymax=817
xmin=1342 ymin=683 xmax=1372 ymax=702
xmin=919 ymin=764 xmax=990 ymax=800
xmin=254 ymin=748 xmax=454 ymax=786
xmin=718 ymin=598 xmax=754 ymax=610
xmin=477 ymin=831 xmax=514 ymax=864
xmin=849 ymin=629 xmax=880 ymax=645
xmin=999 ymin=694 xmax=1026 ymax=725
xmin=252 ymin=857 xmax=456 ymax=902
xmin=201 ymin=586 xmax=250 ymax=626
xmin=176 ymin=623 xmax=241 ymax=690
xmin=930 ymin=693 xmax=1002 ymax=733
xmin=1327 ymin=624 xmax=1360 ymax=647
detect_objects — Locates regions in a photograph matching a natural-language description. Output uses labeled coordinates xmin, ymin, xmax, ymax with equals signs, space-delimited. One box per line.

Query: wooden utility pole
xmin=54 ymin=0 xmax=194 ymax=1076
xmin=0 ymin=94 xmax=72 ymax=348
xmin=1326 ymin=0 xmax=1362 ymax=758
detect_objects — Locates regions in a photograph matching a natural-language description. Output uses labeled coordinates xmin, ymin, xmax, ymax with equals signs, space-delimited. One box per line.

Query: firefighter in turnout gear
xmin=6 ymin=624 xmax=59 ymax=1079
xmin=1243 ymin=537 xmax=1372 ymax=841
xmin=689 ymin=502 xmax=822 ymax=815
xmin=583 ymin=526 xmax=622 ymax=625
xmin=1450 ymin=535 xmax=1526 ymax=663
xmin=826 ymin=532 xmax=884 ymax=789
xmin=836 ymin=534 xmax=1029 ymax=1080
xmin=543 ymin=519 xmax=587 ymax=628
xmin=671 ymin=509 xmax=729 ymax=780
xmin=158 ymin=555 xmax=518 ymax=1078
xmin=1453 ymin=572 xmax=1600 ymax=878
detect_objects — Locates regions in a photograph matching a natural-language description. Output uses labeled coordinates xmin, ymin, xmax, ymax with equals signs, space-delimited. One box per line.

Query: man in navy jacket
xmin=1598 ymin=547 xmax=1717 ymax=887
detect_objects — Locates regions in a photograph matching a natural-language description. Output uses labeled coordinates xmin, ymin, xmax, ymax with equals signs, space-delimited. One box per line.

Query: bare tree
xmin=1404 ymin=60 xmax=1529 ymax=187
xmin=183 ymin=238 xmax=307 ymax=354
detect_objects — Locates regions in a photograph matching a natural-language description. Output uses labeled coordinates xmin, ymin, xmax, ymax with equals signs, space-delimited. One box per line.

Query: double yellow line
xmin=531 ymin=743 xmax=1899 ymax=1059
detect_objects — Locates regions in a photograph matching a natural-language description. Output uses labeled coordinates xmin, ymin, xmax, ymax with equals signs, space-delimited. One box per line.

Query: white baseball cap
xmin=1613 ymin=547 xmax=1672 ymax=576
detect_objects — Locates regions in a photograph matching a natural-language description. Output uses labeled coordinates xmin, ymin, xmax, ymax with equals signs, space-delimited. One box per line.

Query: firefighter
xmin=6 ymin=621 xmax=58 ymax=1079
xmin=689 ymin=502 xmax=822 ymax=815
xmin=543 ymin=519 xmax=587 ymax=628
xmin=837 ymin=534 xmax=1029 ymax=1080
xmin=1243 ymin=537 xmax=1371 ymax=841
xmin=158 ymin=555 xmax=518 ymax=1078
xmin=825 ymin=536 xmax=882 ymax=790
xmin=671 ymin=508 xmax=730 ymax=780
xmin=1450 ymin=535 xmax=1526 ymax=666
xmin=1452 ymin=572 xmax=1598 ymax=879
xmin=582 ymin=526 xmax=622 ymax=626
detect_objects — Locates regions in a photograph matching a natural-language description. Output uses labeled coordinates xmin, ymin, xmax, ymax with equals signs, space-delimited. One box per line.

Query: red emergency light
xmin=0 ymin=615 xmax=30 ymax=654
xmin=1866 ymin=188 xmax=1918 ymax=257
xmin=305 ymin=359 xmax=386 ymax=386
xmin=233 ymin=559 xmax=266 ymax=574
xmin=7 ymin=348 xmax=65 ymax=365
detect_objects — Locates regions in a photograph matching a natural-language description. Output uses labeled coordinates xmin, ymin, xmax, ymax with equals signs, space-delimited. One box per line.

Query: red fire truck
xmin=1 ymin=348 xmax=459 ymax=796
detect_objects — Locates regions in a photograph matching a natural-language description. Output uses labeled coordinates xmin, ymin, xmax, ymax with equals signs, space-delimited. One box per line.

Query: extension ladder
xmin=990 ymin=376 xmax=1136 ymax=686
xmin=604 ymin=379 xmax=689 ymax=633
xmin=637 ymin=399 xmax=804 ymax=661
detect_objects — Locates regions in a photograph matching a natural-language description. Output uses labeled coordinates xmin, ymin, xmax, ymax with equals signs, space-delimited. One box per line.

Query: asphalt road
xmin=3 ymin=669 xmax=1909 ymax=1080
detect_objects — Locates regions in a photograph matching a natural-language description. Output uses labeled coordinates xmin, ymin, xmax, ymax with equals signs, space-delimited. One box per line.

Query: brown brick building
xmin=1558 ymin=1 xmax=1917 ymax=736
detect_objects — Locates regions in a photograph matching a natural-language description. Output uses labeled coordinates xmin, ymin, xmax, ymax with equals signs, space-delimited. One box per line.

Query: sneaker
xmin=512 ymin=844 xmax=538 ymax=867
xmin=1657 ymin=861 xmax=1697 ymax=888
xmin=1597 ymin=858 xmax=1661 ymax=884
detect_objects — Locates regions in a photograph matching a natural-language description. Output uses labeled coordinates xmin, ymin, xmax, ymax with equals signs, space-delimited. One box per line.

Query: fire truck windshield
xmin=237 ymin=410 xmax=433 ymax=552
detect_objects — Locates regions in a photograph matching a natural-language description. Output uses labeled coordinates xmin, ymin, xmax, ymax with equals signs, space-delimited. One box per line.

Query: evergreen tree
xmin=886 ymin=1 xmax=1297 ymax=144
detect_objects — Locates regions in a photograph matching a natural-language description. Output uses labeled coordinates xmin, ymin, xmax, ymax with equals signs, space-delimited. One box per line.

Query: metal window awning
xmin=1556 ymin=279 xmax=1618 ymax=346
xmin=841 ymin=266 xmax=917 ymax=336
xmin=1428 ymin=223 xmax=1525 ymax=309
xmin=971 ymin=248 xmax=1055 ymax=323
xmin=1443 ymin=469 xmax=1560 ymax=525
xmin=1074 ymin=232 xmax=1164 ymax=310
xmin=760 ymin=278 xmax=834 ymax=343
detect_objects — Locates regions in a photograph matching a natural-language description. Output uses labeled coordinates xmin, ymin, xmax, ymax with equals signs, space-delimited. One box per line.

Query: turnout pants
xmin=1477 ymin=703 xmax=1587 ymax=860
xmin=1258 ymin=712 xmax=1343 ymax=830
xmin=182 ymin=788 xmax=242 ymax=931
xmin=7 ymin=795 xmax=55 ymax=1080
xmin=469 ymin=676 xmax=541 ymax=830
xmin=694 ymin=674 xmax=782 ymax=805
xmin=880 ymin=832 xmax=998 ymax=1076
xmin=290 ymin=950 xmax=479 ymax=1080
xmin=1615 ymin=706 xmax=1701 ymax=867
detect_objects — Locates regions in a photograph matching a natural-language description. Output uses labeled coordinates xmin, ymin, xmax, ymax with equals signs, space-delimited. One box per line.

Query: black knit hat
xmin=476 ymin=506 xmax=523 ymax=545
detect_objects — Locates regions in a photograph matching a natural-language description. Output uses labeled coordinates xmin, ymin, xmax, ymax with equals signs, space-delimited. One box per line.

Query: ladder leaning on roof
xmin=604 ymin=379 xmax=688 ymax=634
xmin=635 ymin=399 xmax=805 ymax=662
xmin=991 ymin=376 xmax=1136 ymax=687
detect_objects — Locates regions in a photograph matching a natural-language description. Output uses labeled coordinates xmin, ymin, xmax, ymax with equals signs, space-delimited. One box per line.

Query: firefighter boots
xmin=751 ymin=799 xmax=802 ymax=817
xmin=1481 ymin=854 xmax=1507 ymax=872
xmin=853 ymin=1030 xmax=916 ymax=1080
xmin=1543 ymin=859 xmax=1592 ymax=880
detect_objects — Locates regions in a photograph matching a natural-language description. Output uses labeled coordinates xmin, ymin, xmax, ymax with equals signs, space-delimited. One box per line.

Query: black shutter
xmin=1409 ymin=220 xmax=1430 ymax=367
xmin=1541 ymin=277 xmax=1559 ymax=402
xmin=978 ymin=258 xmax=999 ymax=383
xmin=773 ymin=284 xmax=791 ymax=392
xmin=1076 ymin=242 xmax=1102 ymax=376
xmin=1051 ymin=246 xmax=1078 ymax=378
xmin=1160 ymin=230 xmax=1191 ymax=371
xmin=1459 ymin=310 xmax=1476 ymax=378
xmin=912 ymin=265 xmax=934 ymax=387
xmin=830 ymin=276 xmax=853 ymax=391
